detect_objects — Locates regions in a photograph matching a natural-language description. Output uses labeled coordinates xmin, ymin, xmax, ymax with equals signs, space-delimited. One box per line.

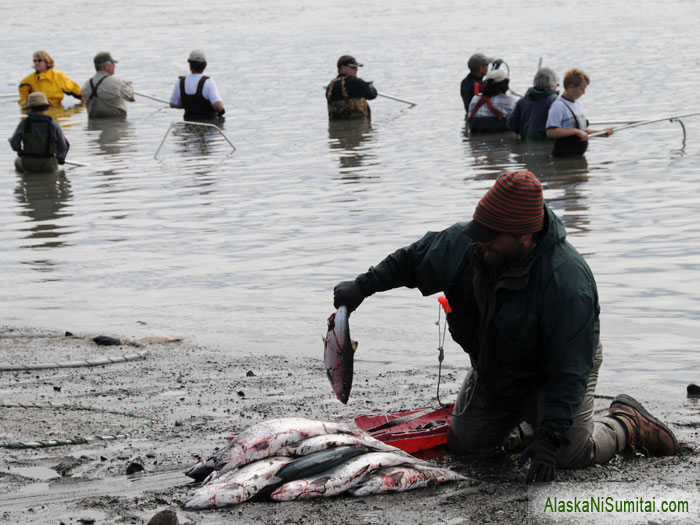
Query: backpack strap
xmin=326 ymin=77 xmax=350 ymax=102
xmin=563 ymin=100 xmax=582 ymax=129
xmin=195 ymin=76 xmax=209 ymax=97
xmin=89 ymin=75 xmax=109 ymax=100
xmin=470 ymin=96 xmax=504 ymax=119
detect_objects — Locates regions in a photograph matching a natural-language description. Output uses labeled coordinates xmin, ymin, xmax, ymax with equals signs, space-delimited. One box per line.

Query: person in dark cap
xmin=460 ymin=52 xmax=493 ymax=114
xmin=326 ymin=55 xmax=377 ymax=120
xmin=333 ymin=170 xmax=678 ymax=483
xmin=81 ymin=51 xmax=134 ymax=118
xmin=170 ymin=50 xmax=225 ymax=121
xmin=10 ymin=92 xmax=70 ymax=172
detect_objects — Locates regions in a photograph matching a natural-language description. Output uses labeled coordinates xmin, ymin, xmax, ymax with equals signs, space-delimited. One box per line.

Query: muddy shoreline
xmin=1 ymin=327 xmax=698 ymax=524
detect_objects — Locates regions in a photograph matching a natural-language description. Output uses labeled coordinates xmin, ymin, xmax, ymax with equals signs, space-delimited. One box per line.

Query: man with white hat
xmin=9 ymin=92 xmax=70 ymax=172
xmin=81 ymin=51 xmax=135 ymax=118
xmin=169 ymin=50 xmax=225 ymax=121
xmin=467 ymin=68 xmax=518 ymax=133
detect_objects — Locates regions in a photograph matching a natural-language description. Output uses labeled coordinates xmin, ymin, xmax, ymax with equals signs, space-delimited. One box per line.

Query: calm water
xmin=1 ymin=1 xmax=699 ymax=397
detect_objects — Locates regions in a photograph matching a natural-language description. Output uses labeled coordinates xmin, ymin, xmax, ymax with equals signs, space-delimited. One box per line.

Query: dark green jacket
xmin=356 ymin=205 xmax=599 ymax=436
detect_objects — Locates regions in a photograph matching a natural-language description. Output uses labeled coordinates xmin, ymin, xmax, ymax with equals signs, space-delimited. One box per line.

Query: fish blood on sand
xmin=323 ymin=306 xmax=357 ymax=404
xmin=348 ymin=465 xmax=468 ymax=496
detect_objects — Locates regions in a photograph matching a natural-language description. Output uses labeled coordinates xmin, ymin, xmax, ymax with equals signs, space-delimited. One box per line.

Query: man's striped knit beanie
xmin=466 ymin=171 xmax=544 ymax=241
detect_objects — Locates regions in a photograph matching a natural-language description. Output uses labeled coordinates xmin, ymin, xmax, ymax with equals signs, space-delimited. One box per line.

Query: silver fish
xmin=257 ymin=445 xmax=371 ymax=499
xmin=212 ymin=417 xmax=357 ymax=475
xmin=323 ymin=306 xmax=357 ymax=404
xmin=183 ymin=456 xmax=293 ymax=508
xmin=285 ymin=432 xmax=411 ymax=457
xmin=270 ymin=451 xmax=427 ymax=501
xmin=348 ymin=465 xmax=467 ymax=496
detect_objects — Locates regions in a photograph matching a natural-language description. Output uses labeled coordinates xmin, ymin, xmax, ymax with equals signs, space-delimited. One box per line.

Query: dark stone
xmin=53 ymin=457 xmax=83 ymax=476
xmin=687 ymin=383 xmax=700 ymax=397
xmin=246 ymin=370 xmax=256 ymax=377
xmin=64 ymin=331 xmax=73 ymax=336
xmin=146 ymin=509 xmax=179 ymax=525
xmin=93 ymin=335 xmax=122 ymax=346
xmin=237 ymin=390 xmax=245 ymax=397
xmin=126 ymin=462 xmax=145 ymax=475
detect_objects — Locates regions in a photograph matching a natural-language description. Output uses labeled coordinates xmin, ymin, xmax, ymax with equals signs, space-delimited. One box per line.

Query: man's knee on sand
xmin=446 ymin=414 xmax=517 ymax=458
xmin=448 ymin=415 xmax=597 ymax=468
xmin=447 ymin=425 xmax=501 ymax=458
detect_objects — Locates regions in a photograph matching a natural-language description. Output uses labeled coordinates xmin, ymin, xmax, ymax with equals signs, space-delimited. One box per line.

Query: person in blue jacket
xmin=508 ymin=67 xmax=559 ymax=141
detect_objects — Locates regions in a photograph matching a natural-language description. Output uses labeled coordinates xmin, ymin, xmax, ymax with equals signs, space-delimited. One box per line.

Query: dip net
xmin=154 ymin=120 xmax=236 ymax=162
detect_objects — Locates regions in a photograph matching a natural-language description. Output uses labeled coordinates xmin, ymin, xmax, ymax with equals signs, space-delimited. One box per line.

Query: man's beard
xmin=481 ymin=241 xmax=530 ymax=269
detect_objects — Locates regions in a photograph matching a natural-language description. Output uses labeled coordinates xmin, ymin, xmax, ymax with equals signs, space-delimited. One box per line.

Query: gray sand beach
xmin=1 ymin=327 xmax=698 ymax=524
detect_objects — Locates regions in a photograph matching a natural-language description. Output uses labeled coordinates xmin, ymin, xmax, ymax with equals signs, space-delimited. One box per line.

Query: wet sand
xmin=1 ymin=327 xmax=698 ymax=524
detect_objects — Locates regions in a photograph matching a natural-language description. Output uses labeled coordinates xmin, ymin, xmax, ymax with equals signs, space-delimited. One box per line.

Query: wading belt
xmin=470 ymin=96 xmax=503 ymax=119
xmin=89 ymin=76 xmax=109 ymax=100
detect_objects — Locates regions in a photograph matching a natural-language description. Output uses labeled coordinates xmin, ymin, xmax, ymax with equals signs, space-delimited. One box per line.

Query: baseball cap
xmin=94 ymin=51 xmax=117 ymax=67
xmin=188 ymin=49 xmax=207 ymax=62
xmin=337 ymin=55 xmax=363 ymax=68
xmin=468 ymin=53 xmax=493 ymax=71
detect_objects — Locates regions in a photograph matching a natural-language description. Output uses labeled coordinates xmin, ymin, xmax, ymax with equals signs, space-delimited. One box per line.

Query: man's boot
xmin=608 ymin=394 xmax=679 ymax=456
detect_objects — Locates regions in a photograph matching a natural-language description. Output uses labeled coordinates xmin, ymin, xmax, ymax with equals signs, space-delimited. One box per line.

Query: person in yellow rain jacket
xmin=18 ymin=50 xmax=82 ymax=106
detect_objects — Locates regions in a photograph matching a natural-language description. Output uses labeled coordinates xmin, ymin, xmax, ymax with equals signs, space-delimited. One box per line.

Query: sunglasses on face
xmin=348 ymin=65 xmax=358 ymax=70
xmin=33 ymin=59 xmax=44 ymax=63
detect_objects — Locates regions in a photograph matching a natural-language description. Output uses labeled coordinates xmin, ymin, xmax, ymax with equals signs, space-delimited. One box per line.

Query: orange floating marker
xmin=437 ymin=296 xmax=452 ymax=314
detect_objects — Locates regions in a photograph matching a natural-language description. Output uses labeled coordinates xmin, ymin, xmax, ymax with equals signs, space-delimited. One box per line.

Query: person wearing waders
xmin=460 ymin=52 xmax=492 ymax=114
xmin=169 ymin=50 xmax=225 ymax=121
xmin=326 ymin=55 xmax=377 ymax=120
xmin=9 ymin=92 xmax=69 ymax=172
xmin=333 ymin=171 xmax=679 ymax=483
xmin=546 ymin=68 xmax=613 ymax=156
xmin=467 ymin=68 xmax=517 ymax=133
xmin=508 ymin=67 xmax=560 ymax=141
xmin=18 ymin=50 xmax=82 ymax=107
xmin=81 ymin=51 xmax=134 ymax=118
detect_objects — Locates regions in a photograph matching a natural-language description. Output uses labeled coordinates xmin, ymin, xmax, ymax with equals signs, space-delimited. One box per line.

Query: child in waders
xmin=9 ymin=92 xmax=70 ymax=172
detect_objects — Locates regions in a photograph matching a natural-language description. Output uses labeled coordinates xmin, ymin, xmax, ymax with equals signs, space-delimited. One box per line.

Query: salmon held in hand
xmin=323 ymin=306 xmax=357 ymax=404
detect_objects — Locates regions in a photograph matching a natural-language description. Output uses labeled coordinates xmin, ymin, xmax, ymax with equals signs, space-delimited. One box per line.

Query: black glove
xmin=57 ymin=159 xmax=65 ymax=165
xmin=517 ymin=431 xmax=559 ymax=483
xmin=217 ymin=109 xmax=225 ymax=117
xmin=333 ymin=280 xmax=366 ymax=313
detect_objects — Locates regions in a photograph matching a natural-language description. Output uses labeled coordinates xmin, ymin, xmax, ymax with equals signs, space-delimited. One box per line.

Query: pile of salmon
xmin=183 ymin=417 xmax=466 ymax=508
